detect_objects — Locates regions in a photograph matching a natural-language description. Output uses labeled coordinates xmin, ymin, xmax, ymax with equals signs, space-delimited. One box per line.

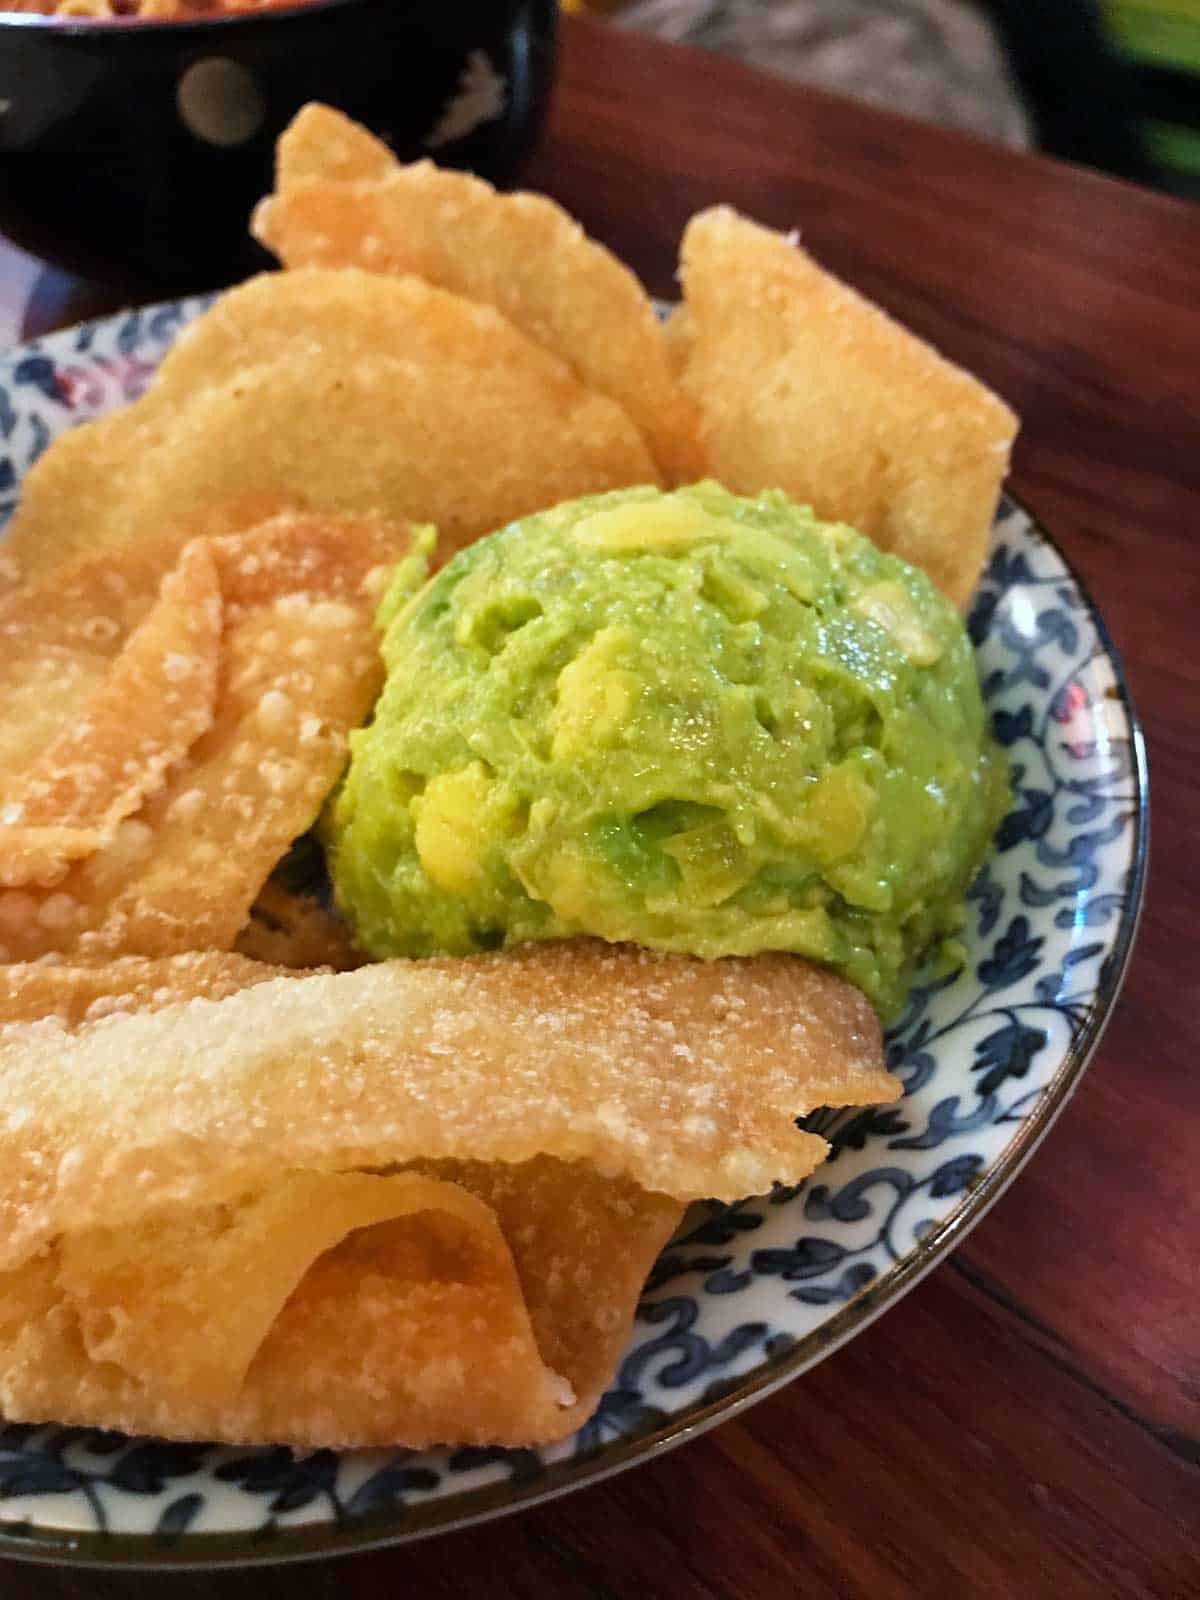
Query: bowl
xmin=0 ymin=294 xmax=1148 ymax=1567
xmin=0 ymin=0 xmax=557 ymax=285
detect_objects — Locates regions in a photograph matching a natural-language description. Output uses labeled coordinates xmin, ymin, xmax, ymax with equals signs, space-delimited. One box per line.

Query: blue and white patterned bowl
xmin=0 ymin=303 xmax=1147 ymax=1568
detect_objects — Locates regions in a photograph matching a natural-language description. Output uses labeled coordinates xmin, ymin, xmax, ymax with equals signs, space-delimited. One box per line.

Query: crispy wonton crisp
xmin=0 ymin=940 xmax=894 ymax=1257
xmin=4 ymin=270 xmax=657 ymax=586
xmin=0 ymin=1161 xmax=680 ymax=1449
xmin=0 ymin=539 xmax=222 ymax=889
xmin=676 ymin=207 xmax=1018 ymax=607
xmin=254 ymin=147 xmax=704 ymax=484
xmin=0 ymin=951 xmax=292 ymax=1027
xmin=0 ymin=940 xmax=894 ymax=1447
xmin=0 ymin=514 xmax=407 ymax=963
xmin=275 ymin=100 xmax=398 ymax=188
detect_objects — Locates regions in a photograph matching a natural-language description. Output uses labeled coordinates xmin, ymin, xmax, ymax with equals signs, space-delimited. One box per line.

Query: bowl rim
xmin=0 ymin=500 xmax=1150 ymax=1573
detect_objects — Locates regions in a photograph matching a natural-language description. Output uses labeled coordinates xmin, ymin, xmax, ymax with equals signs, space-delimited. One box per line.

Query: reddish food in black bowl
xmin=0 ymin=0 xmax=556 ymax=283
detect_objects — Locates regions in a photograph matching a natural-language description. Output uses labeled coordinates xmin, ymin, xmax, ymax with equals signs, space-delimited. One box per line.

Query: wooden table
xmin=2 ymin=16 xmax=1197 ymax=1597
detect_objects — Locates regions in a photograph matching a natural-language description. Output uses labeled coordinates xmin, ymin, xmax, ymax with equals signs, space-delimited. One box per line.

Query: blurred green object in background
xmin=1104 ymin=0 xmax=1200 ymax=71
xmin=976 ymin=1 xmax=1200 ymax=198
xmin=1102 ymin=0 xmax=1200 ymax=197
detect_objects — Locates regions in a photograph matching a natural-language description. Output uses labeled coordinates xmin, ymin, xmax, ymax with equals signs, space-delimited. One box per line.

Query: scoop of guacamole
xmin=325 ymin=483 xmax=1007 ymax=1016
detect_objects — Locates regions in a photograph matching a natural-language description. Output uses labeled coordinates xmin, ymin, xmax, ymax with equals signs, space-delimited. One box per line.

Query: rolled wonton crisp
xmin=0 ymin=941 xmax=897 ymax=1448
xmin=0 ymin=539 xmax=222 ymax=889
xmin=253 ymin=111 xmax=705 ymax=485
xmin=0 ymin=513 xmax=407 ymax=963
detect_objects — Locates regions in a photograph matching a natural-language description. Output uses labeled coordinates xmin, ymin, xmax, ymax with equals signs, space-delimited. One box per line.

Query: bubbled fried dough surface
xmin=0 ymin=1160 xmax=681 ymax=1449
xmin=0 ymin=940 xmax=896 ymax=1270
xmin=253 ymin=161 xmax=705 ymax=485
xmin=0 ymin=540 xmax=212 ymax=812
xmin=0 ymin=540 xmax=222 ymax=888
xmin=4 ymin=270 xmax=660 ymax=592
xmin=417 ymin=1155 xmax=684 ymax=1431
xmin=275 ymin=102 xmax=398 ymax=188
xmin=0 ymin=513 xmax=407 ymax=963
xmin=0 ymin=951 xmax=295 ymax=1029
xmin=676 ymin=207 xmax=1018 ymax=608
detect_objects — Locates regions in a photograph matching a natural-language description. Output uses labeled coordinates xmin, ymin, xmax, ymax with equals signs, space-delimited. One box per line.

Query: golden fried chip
xmin=0 ymin=436 xmax=368 ymax=819
xmin=0 ymin=539 xmax=222 ymax=888
xmin=234 ymin=879 xmax=365 ymax=972
xmin=0 ymin=827 xmax=107 ymax=891
xmin=0 ymin=940 xmax=891 ymax=1448
xmin=0 ymin=655 xmax=110 ymax=797
xmin=0 ymin=541 xmax=181 ymax=791
xmin=0 ymin=521 xmax=231 ymax=647
xmin=0 ymin=513 xmax=406 ymax=963
xmin=253 ymin=156 xmax=704 ymax=484
xmin=0 ymin=941 xmax=895 ymax=1265
xmin=5 ymin=271 xmax=657 ymax=586
xmin=0 ymin=395 xmax=185 ymax=595
xmin=0 ymin=542 xmax=222 ymax=887
xmin=55 ymin=1172 xmax=528 ymax=1409
xmin=0 ymin=1159 xmax=679 ymax=1448
xmin=0 ymin=950 xmax=291 ymax=1027
xmin=430 ymin=1155 xmax=682 ymax=1434
xmin=275 ymin=101 xmax=398 ymax=188
xmin=676 ymin=206 xmax=1019 ymax=606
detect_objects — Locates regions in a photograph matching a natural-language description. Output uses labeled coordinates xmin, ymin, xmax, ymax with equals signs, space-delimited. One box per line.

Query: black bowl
xmin=0 ymin=0 xmax=556 ymax=286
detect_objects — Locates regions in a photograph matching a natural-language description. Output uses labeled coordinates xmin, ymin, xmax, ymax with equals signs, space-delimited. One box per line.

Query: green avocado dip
xmin=324 ymin=483 xmax=1008 ymax=1017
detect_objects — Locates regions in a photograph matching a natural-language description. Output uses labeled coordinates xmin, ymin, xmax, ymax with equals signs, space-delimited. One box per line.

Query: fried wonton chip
xmin=419 ymin=1155 xmax=681 ymax=1441
xmin=54 ymin=1172 xmax=537 ymax=1412
xmin=0 ymin=1160 xmax=680 ymax=1448
xmin=0 ymin=652 xmax=110 ymax=807
xmin=0 ymin=941 xmax=894 ymax=1261
xmin=676 ymin=207 xmax=1019 ymax=607
xmin=275 ymin=100 xmax=398 ymax=188
xmin=234 ymin=878 xmax=366 ymax=972
xmin=253 ymin=149 xmax=704 ymax=484
xmin=0 ymin=940 xmax=893 ymax=1447
xmin=0 ymin=513 xmax=405 ymax=963
xmin=0 ymin=539 xmax=222 ymax=888
xmin=4 ymin=270 xmax=657 ymax=589
xmin=0 ymin=538 xmax=210 ymax=807
xmin=0 ymin=950 xmax=291 ymax=1027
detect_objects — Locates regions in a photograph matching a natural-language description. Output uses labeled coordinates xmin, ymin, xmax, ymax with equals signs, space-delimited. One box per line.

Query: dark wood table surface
xmin=2 ymin=16 xmax=1197 ymax=1598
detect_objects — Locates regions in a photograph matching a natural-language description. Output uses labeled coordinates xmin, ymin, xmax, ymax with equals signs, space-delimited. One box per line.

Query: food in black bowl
xmin=0 ymin=0 xmax=556 ymax=285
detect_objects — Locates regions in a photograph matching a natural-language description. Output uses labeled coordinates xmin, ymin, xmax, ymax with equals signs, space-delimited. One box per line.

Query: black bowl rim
xmin=0 ymin=327 xmax=1150 ymax=1573
xmin=0 ymin=0 xmax=425 ymax=40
